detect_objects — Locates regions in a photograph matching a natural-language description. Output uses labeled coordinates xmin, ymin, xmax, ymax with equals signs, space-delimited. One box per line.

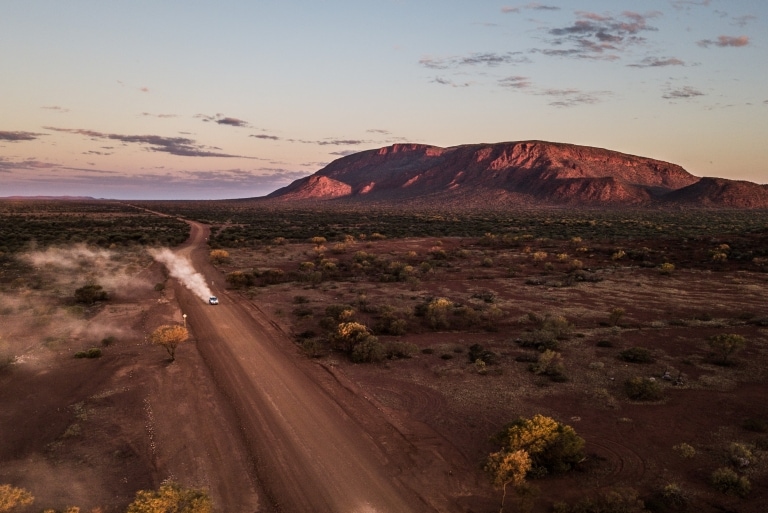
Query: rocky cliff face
xmin=266 ymin=141 xmax=768 ymax=208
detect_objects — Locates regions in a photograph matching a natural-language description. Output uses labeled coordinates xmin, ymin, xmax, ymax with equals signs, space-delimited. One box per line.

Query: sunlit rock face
xmin=267 ymin=141 xmax=768 ymax=208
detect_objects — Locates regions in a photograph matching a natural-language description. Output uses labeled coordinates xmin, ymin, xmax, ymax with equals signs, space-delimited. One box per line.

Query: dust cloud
xmin=149 ymin=248 xmax=212 ymax=302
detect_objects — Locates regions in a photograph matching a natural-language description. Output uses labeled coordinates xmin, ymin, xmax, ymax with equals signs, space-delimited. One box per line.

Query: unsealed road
xmin=173 ymin=222 xmax=446 ymax=513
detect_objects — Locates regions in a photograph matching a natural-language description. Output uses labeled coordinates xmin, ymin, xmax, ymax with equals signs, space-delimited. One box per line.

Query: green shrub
xmin=468 ymin=343 xmax=498 ymax=365
xmin=74 ymin=283 xmax=109 ymax=304
xmin=619 ymin=347 xmax=654 ymax=364
xmin=350 ymin=337 xmax=385 ymax=363
xmin=384 ymin=340 xmax=418 ymax=359
xmin=708 ymin=333 xmax=746 ymax=365
xmin=672 ymin=443 xmax=696 ymax=458
xmin=624 ymin=377 xmax=663 ymax=401
xmin=710 ymin=467 xmax=750 ymax=497
xmin=74 ymin=347 xmax=102 ymax=359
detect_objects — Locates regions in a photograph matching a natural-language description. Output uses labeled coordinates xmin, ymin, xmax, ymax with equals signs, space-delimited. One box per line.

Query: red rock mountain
xmin=267 ymin=141 xmax=768 ymax=208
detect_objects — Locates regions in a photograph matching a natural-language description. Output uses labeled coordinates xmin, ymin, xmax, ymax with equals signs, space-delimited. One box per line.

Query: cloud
xmin=662 ymin=85 xmax=705 ymax=99
xmin=539 ymin=10 xmax=661 ymax=60
xmin=502 ymin=3 xmax=560 ymax=14
xmin=366 ymin=129 xmax=391 ymax=135
xmin=329 ymin=150 xmax=359 ymax=156
xmin=670 ymin=0 xmax=710 ymax=9
xmin=732 ymin=14 xmax=757 ymax=27
xmin=628 ymin=56 xmax=685 ymax=68
xmin=316 ymin=139 xmax=370 ymax=146
xmin=538 ymin=88 xmax=611 ymax=107
xmin=42 ymin=105 xmax=70 ymax=113
xmin=0 ymin=131 xmax=45 ymax=142
xmin=697 ymin=35 xmax=750 ymax=48
xmin=250 ymin=134 xmax=281 ymax=140
xmin=195 ymin=113 xmax=251 ymax=127
xmin=141 ymin=112 xmax=178 ymax=119
xmin=499 ymin=75 xmax=532 ymax=89
xmin=419 ymin=52 xmax=530 ymax=69
xmin=140 ymin=87 xmax=149 ymax=93
xmin=44 ymin=127 xmax=251 ymax=158
xmin=431 ymin=77 xmax=471 ymax=88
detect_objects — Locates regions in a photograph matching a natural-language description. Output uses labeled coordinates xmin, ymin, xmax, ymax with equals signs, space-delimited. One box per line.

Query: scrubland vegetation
xmin=2 ymin=199 xmax=767 ymax=512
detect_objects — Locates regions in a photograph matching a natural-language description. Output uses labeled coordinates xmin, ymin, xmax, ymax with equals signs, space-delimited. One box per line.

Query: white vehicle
xmin=209 ymin=296 xmax=219 ymax=305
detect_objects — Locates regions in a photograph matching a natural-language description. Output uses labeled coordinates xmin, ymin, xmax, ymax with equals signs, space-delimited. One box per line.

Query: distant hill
xmin=266 ymin=141 xmax=768 ymax=209
xmin=0 ymin=196 xmax=97 ymax=200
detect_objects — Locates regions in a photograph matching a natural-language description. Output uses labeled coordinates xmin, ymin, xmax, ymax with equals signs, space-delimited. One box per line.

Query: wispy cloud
xmin=501 ymin=3 xmax=560 ymax=14
xmin=250 ymin=134 xmax=281 ymax=140
xmin=539 ymin=10 xmax=662 ymax=60
xmin=195 ymin=113 xmax=251 ymax=127
xmin=697 ymin=35 xmax=750 ymax=47
xmin=539 ymin=88 xmax=611 ymax=107
xmin=419 ymin=52 xmax=530 ymax=69
xmin=670 ymin=0 xmax=711 ymax=9
xmin=662 ymin=85 xmax=705 ymax=99
xmin=141 ymin=112 xmax=178 ymax=119
xmin=0 ymin=131 xmax=45 ymax=142
xmin=329 ymin=150 xmax=358 ymax=156
xmin=366 ymin=129 xmax=391 ymax=135
xmin=431 ymin=77 xmax=472 ymax=88
xmin=42 ymin=105 xmax=70 ymax=113
xmin=628 ymin=56 xmax=685 ymax=68
xmin=499 ymin=75 xmax=532 ymax=89
xmin=44 ymin=127 xmax=252 ymax=158
xmin=732 ymin=14 xmax=757 ymax=27
xmin=498 ymin=77 xmax=610 ymax=107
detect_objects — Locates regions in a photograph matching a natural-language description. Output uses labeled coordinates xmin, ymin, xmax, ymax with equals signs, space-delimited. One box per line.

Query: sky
xmin=1 ymin=0 xmax=766 ymax=200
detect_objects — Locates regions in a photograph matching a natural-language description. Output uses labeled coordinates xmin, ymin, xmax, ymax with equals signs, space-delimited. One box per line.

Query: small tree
xmin=0 ymin=484 xmax=34 ymax=512
xmin=126 ymin=482 xmax=212 ymax=513
xmin=209 ymin=249 xmax=229 ymax=264
xmin=485 ymin=449 xmax=531 ymax=513
xmin=150 ymin=325 xmax=189 ymax=362
xmin=708 ymin=333 xmax=746 ymax=365
xmin=425 ymin=298 xmax=453 ymax=330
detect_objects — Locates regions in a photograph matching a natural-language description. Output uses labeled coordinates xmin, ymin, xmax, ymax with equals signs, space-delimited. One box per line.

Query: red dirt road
xmin=174 ymin=222 xmax=457 ymax=512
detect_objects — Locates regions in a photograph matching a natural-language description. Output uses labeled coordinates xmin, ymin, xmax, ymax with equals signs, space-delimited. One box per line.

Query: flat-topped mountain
xmin=266 ymin=141 xmax=768 ymax=208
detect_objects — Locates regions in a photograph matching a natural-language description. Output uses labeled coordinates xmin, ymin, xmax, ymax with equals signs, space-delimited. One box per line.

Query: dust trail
xmin=149 ymin=248 xmax=212 ymax=302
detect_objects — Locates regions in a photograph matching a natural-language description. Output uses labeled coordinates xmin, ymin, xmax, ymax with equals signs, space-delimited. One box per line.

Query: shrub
xmin=74 ymin=283 xmax=109 ymax=304
xmin=619 ymin=347 xmax=654 ymax=364
xmin=529 ymin=350 xmax=565 ymax=379
xmin=74 ymin=347 xmax=102 ymax=359
xmin=710 ymin=467 xmax=750 ymax=497
xmin=672 ymin=443 xmax=696 ymax=459
xmin=708 ymin=333 xmax=746 ymax=365
xmin=554 ymin=488 xmax=645 ymax=513
xmin=491 ymin=414 xmax=585 ymax=476
xmin=609 ymin=307 xmax=625 ymax=326
xmin=384 ymin=340 xmax=418 ymax=359
xmin=126 ymin=482 xmax=212 ymax=513
xmin=424 ymin=298 xmax=453 ymax=330
xmin=728 ymin=442 xmax=754 ymax=468
xmin=0 ymin=484 xmax=34 ymax=511
xmin=350 ymin=337 xmax=385 ymax=363
xmin=468 ymin=343 xmax=498 ymax=365
xmin=624 ymin=377 xmax=663 ymax=401
xmin=209 ymin=249 xmax=229 ymax=264
xmin=659 ymin=262 xmax=675 ymax=275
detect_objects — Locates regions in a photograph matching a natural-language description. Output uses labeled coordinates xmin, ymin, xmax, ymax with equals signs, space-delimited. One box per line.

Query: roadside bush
xmin=126 ymin=482 xmax=212 ymax=513
xmin=625 ymin=377 xmax=663 ymax=401
xmin=710 ymin=467 xmax=750 ymax=497
xmin=0 ymin=483 xmax=34 ymax=511
xmin=209 ymin=249 xmax=230 ymax=264
xmin=74 ymin=348 xmax=102 ymax=359
xmin=619 ymin=347 xmax=654 ymax=364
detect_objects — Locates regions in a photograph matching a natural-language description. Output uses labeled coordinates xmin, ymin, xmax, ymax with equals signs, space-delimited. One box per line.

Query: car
xmin=209 ymin=296 xmax=219 ymax=305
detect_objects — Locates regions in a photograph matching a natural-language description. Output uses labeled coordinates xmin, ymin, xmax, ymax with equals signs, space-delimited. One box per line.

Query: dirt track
xmin=173 ymin=222 xmax=459 ymax=512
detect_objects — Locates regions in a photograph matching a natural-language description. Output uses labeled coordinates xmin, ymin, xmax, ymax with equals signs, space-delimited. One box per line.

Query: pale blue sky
xmin=1 ymin=1 xmax=766 ymax=199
